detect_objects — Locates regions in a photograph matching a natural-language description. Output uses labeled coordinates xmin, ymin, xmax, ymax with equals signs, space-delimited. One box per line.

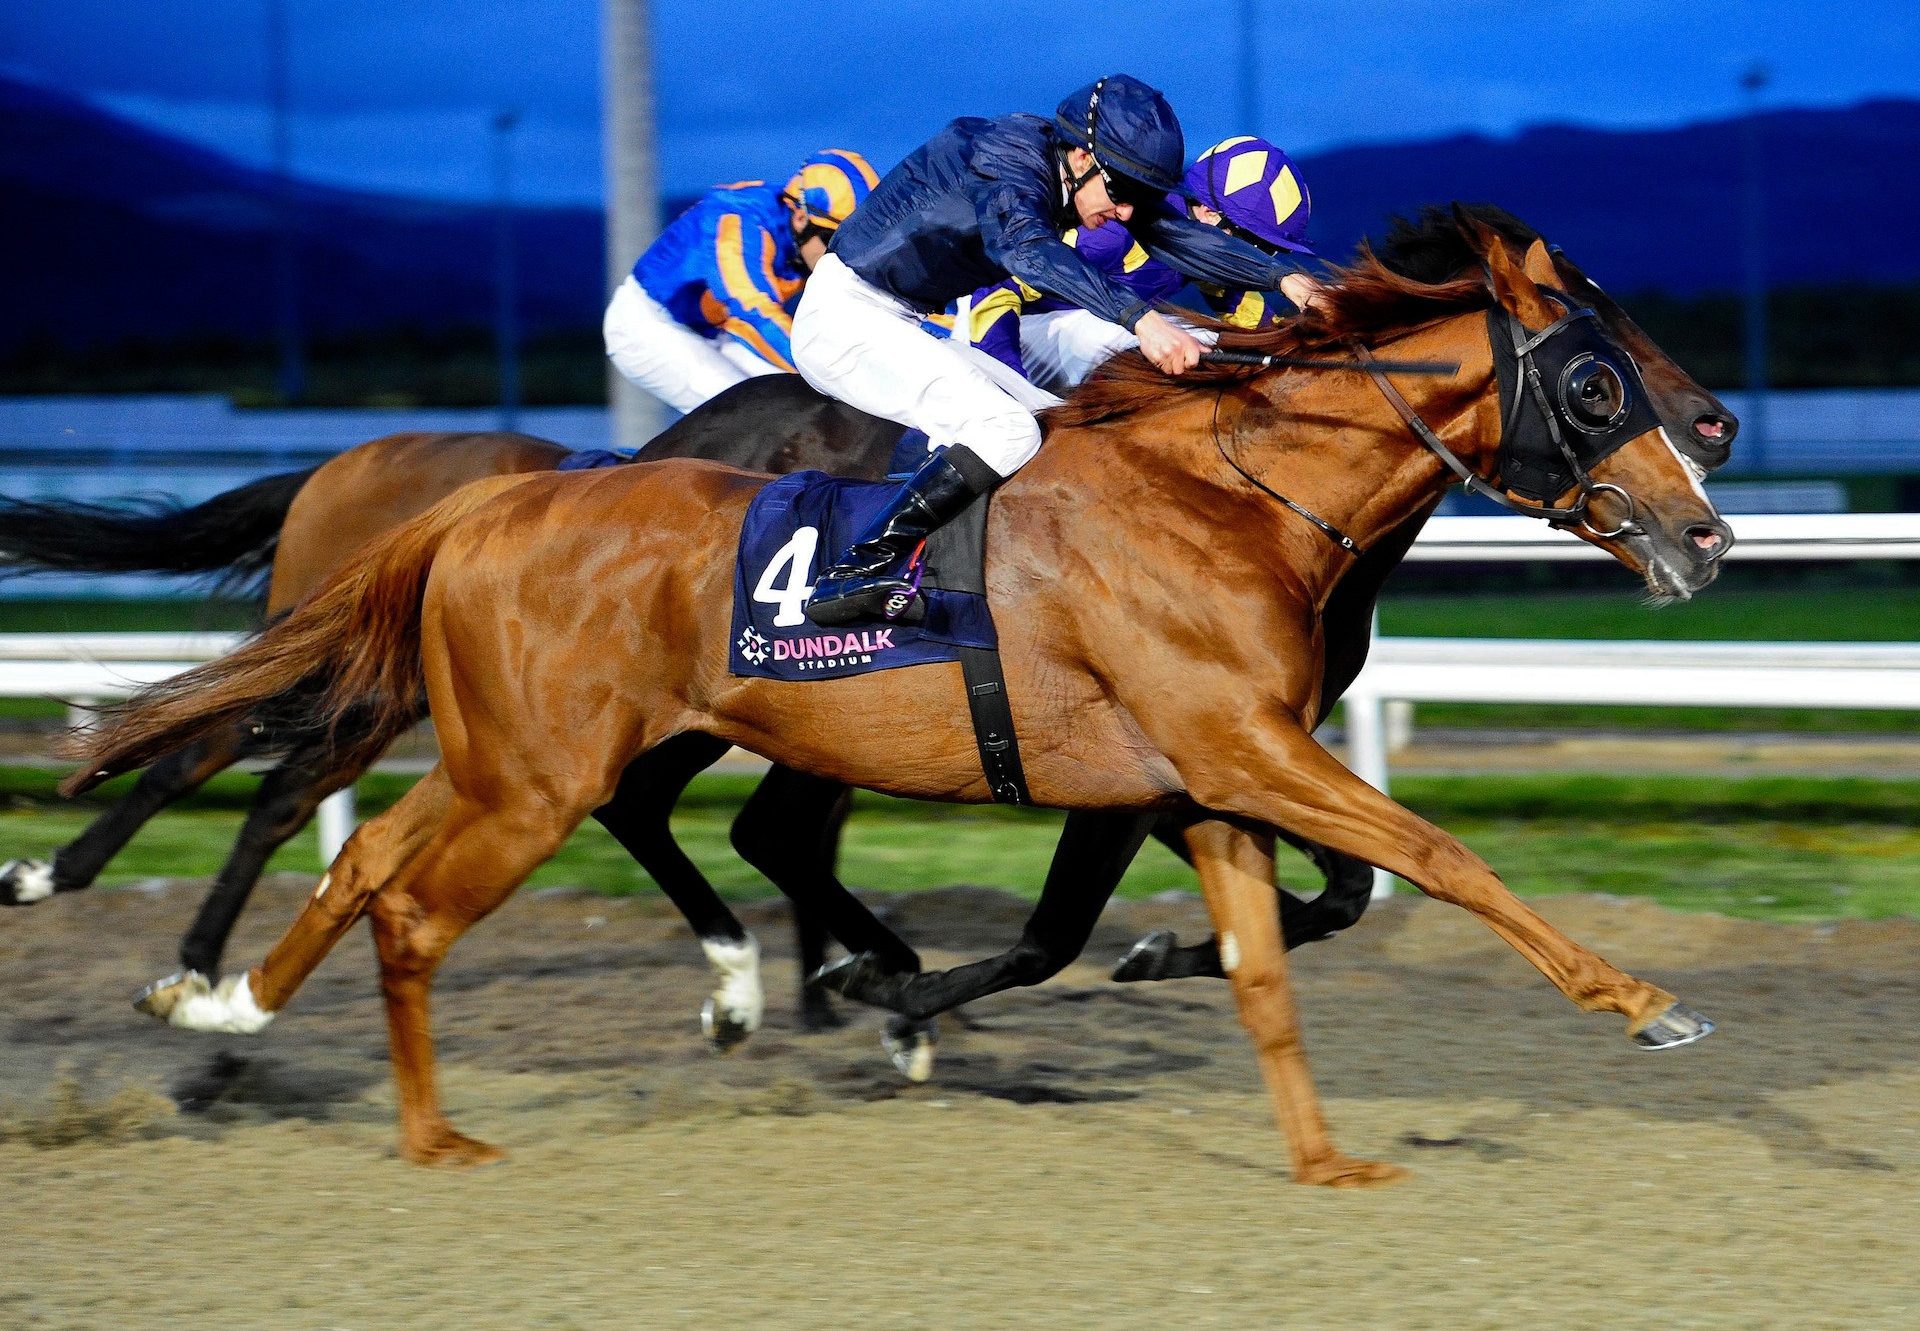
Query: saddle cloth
xmin=729 ymin=470 xmax=996 ymax=681
xmin=555 ymin=447 xmax=639 ymax=471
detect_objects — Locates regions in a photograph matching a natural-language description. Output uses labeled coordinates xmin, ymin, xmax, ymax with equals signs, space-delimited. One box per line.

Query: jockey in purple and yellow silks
xmin=963 ymin=135 xmax=1316 ymax=396
xmin=603 ymin=149 xmax=880 ymax=414
xmin=965 ymin=220 xmax=1184 ymax=391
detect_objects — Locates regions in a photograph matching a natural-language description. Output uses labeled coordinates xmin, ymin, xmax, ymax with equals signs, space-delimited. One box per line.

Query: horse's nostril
xmin=1687 ymin=524 xmax=1730 ymax=559
xmin=1693 ymin=413 xmax=1735 ymax=445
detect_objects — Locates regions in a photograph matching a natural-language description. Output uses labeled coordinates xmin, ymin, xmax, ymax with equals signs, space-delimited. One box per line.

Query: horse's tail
xmin=0 ymin=467 xmax=319 ymax=598
xmin=62 ymin=476 xmax=521 ymax=797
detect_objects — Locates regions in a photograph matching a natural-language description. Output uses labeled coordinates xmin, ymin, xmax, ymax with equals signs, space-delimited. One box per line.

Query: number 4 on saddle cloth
xmin=729 ymin=470 xmax=1031 ymax=803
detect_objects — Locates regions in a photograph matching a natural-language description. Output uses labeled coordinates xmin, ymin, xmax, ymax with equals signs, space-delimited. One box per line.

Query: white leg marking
xmin=156 ymin=971 xmax=275 ymax=1034
xmin=1220 ymin=930 xmax=1241 ymax=973
xmin=882 ymin=1021 xmax=938 ymax=1083
xmin=2 ymin=859 xmax=56 ymax=904
xmin=312 ymin=873 xmax=332 ymax=900
xmin=700 ymin=935 xmax=764 ymax=1033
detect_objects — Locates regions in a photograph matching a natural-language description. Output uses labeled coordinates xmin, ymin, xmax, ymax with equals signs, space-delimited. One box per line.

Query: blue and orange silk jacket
xmin=633 ymin=182 xmax=805 ymax=371
xmin=831 ymin=113 xmax=1298 ymax=332
xmin=968 ymin=221 xmax=1284 ymax=381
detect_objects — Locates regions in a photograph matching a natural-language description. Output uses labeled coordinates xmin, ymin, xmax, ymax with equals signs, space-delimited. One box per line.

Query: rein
xmin=1209 ymin=390 xmax=1364 ymax=556
xmin=1203 ymin=293 xmax=1653 ymax=555
xmin=1200 ymin=348 xmax=1461 ymax=560
xmin=1354 ymin=302 xmax=1643 ymax=540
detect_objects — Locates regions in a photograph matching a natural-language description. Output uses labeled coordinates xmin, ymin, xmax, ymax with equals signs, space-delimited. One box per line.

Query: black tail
xmin=0 ymin=466 xmax=319 ymax=599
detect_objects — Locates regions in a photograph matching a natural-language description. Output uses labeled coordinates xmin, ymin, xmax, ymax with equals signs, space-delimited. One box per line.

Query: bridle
xmin=1211 ymin=289 xmax=1658 ymax=555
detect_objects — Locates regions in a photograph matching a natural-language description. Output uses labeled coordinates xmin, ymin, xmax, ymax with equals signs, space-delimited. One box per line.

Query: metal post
xmin=601 ymin=0 xmax=663 ymax=447
xmin=493 ymin=110 xmax=522 ymax=432
xmin=317 ymin=788 xmax=355 ymax=864
xmin=266 ymin=0 xmax=305 ymax=404
xmin=1739 ymin=64 xmax=1770 ymax=474
xmin=1349 ymin=607 xmax=1395 ymax=901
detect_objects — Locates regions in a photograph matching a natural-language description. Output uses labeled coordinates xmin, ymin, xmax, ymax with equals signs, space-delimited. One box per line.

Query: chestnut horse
xmin=77 ymin=216 xmax=1729 ymax=1182
xmin=2 ymin=210 xmax=1736 ymax=1036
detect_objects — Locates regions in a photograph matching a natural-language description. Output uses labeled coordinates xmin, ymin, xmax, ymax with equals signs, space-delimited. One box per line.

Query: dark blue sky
xmin=5 ymin=1 xmax=1917 ymax=203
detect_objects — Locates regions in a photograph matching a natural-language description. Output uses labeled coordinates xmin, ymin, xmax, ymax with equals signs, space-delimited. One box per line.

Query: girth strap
xmin=954 ymin=644 xmax=1031 ymax=805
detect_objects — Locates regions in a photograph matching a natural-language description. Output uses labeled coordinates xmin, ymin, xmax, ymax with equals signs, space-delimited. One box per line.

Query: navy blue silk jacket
xmin=830 ymin=114 xmax=1300 ymax=332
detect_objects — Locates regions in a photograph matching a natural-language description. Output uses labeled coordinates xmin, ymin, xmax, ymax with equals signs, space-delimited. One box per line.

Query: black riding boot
xmin=805 ymin=445 xmax=999 ymax=627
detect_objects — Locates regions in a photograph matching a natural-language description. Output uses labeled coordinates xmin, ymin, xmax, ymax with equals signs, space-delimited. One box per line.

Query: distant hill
xmin=0 ymin=75 xmax=606 ymax=355
xmin=1300 ymin=100 xmax=1920 ymax=294
xmin=5 ymin=72 xmax=1918 ymax=357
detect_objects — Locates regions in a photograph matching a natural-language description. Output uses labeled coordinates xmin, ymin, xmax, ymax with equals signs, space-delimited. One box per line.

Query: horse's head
xmin=1468 ymin=215 xmax=1734 ymax=601
xmin=1383 ymin=205 xmax=1738 ymax=473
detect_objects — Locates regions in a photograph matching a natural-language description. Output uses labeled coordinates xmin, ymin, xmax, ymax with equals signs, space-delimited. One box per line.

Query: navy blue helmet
xmin=1053 ymin=75 xmax=1186 ymax=203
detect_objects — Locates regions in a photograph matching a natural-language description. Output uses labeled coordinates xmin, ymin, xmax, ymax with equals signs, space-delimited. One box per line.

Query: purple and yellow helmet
xmin=783 ymin=148 xmax=881 ymax=234
xmin=1178 ymin=136 xmax=1314 ymax=256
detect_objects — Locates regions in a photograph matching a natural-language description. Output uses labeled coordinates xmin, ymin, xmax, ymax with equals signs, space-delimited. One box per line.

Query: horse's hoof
xmin=1631 ymin=1002 xmax=1715 ymax=1050
xmin=135 ymin=970 xmax=273 ymax=1033
xmin=0 ymin=859 xmax=56 ymax=906
xmin=135 ymin=970 xmax=209 ymax=1021
xmin=882 ymin=1015 xmax=937 ymax=1083
xmin=401 ymin=1129 xmax=507 ymax=1168
xmin=700 ymin=996 xmax=753 ymax=1054
xmin=808 ymin=951 xmax=873 ymax=996
xmin=1112 ymin=930 xmax=1176 ymax=983
xmin=1299 ymin=1156 xmax=1410 ymax=1188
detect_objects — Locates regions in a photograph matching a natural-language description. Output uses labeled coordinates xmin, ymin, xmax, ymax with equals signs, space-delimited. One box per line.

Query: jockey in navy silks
xmin=965 ymin=135 xmax=1318 ymax=395
xmin=604 ymin=149 xmax=880 ymax=415
xmin=793 ymin=76 xmax=1309 ymax=628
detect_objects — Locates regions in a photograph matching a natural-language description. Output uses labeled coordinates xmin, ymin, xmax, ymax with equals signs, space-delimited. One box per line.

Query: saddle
xmin=728 ymin=472 xmax=1029 ymax=803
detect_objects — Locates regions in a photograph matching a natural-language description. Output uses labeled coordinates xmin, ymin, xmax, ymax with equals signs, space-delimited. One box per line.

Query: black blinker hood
xmin=1487 ymin=306 xmax=1662 ymax=504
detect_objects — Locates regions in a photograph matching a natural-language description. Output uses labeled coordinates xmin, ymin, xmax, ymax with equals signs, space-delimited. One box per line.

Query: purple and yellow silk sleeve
xmin=967 ymin=275 xmax=1044 ymax=379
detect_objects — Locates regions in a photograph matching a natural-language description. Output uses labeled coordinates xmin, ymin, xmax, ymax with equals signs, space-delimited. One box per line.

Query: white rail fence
xmin=0 ymin=514 xmax=1913 ymax=883
xmin=1346 ymin=512 xmax=1920 ymax=899
xmin=0 ymin=631 xmax=357 ymax=862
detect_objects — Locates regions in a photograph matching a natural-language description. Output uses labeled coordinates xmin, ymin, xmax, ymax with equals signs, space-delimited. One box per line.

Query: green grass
xmin=0 ymin=598 xmax=257 ymax=633
xmin=1375 ymin=586 xmax=1920 ymax=642
xmin=6 ymin=767 xmax=1915 ymax=925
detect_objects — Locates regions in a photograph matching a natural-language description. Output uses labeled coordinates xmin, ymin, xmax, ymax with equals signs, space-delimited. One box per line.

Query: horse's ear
xmin=1449 ymin=202 xmax=1499 ymax=252
xmin=1520 ymin=238 xmax=1559 ymax=289
xmin=1480 ymin=232 xmax=1560 ymax=325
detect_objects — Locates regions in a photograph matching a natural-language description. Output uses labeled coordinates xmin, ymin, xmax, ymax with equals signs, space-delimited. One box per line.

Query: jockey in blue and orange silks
xmin=793 ymin=76 xmax=1311 ymax=627
xmin=603 ymin=149 xmax=880 ymax=415
xmin=965 ymin=135 xmax=1318 ymax=396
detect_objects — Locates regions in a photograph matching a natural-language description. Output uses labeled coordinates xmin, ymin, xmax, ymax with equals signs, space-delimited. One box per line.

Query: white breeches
xmin=603 ymin=276 xmax=784 ymax=416
xmin=791 ymin=254 xmax=1059 ymax=478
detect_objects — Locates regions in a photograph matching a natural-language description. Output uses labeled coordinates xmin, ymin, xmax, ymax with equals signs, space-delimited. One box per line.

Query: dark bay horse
xmin=0 ymin=209 xmax=1737 ymax=1043
xmin=77 ymin=218 xmax=1729 ymax=1181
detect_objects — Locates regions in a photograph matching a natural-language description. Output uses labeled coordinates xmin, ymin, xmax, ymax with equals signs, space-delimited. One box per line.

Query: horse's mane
xmin=1378 ymin=203 xmax=1540 ymax=286
xmin=1041 ymin=203 xmax=1517 ymax=431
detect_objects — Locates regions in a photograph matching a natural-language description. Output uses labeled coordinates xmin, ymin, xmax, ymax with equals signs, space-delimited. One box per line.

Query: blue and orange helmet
xmin=1179 ymin=136 xmax=1314 ymax=256
xmin=783 ymin=149 xmax=880 ymax=237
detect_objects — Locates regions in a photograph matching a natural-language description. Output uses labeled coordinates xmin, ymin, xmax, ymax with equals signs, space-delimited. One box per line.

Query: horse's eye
xmin=1562 ymin=357 xmax=1627 ymax=428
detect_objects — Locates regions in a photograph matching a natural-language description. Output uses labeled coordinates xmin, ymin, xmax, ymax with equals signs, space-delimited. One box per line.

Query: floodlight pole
xmin=493 ymin=110 xmax=522 ymax=431
xmin=602 ymin=0 xmax=663 ymax=447
xmin=1739 ymin=63 xmax=1770 ymax=474
xmin=267 ymin=0 xmax=305 ymax=404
